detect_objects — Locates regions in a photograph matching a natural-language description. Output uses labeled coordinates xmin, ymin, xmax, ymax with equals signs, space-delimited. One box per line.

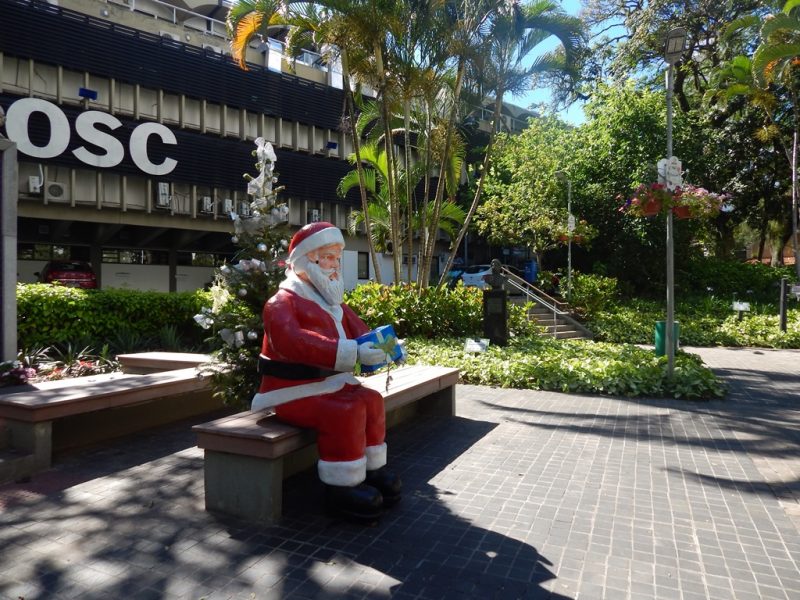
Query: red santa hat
xmin=287 ymin=221 xmax=345 ymax=266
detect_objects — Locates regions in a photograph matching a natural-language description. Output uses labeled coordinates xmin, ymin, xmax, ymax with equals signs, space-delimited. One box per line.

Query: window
xmin=19 ymin=244 xmax=71 ymax=260
xmin=357 ymin=252 xmax=370 ymax=280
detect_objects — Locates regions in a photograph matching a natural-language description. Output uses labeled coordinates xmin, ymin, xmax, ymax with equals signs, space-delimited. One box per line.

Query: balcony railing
xmin=107 ymin=0 xmax=330 ymax=74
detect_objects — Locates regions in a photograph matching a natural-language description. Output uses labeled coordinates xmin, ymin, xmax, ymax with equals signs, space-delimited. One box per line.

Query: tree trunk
xmin=793 ymin=129 xmax=800 ymax=279
xmin=438 ymin=86 xmax=504 ymax=287
xmin=374 ymin=42 xmax=402 ymax=282
xmin=341 ymin=53 xmax=382 ymax=283
xmin=404 ymin=100 xmax=414 ymax=283
xmin=420 ymin=60 xmax=465 ymax=288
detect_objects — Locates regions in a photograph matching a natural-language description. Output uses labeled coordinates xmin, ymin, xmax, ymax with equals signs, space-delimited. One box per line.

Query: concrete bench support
xmin=194 ymin=364 xmax=460 ymax=524
xmin=0 ymin=360 xmax=215 ymax=484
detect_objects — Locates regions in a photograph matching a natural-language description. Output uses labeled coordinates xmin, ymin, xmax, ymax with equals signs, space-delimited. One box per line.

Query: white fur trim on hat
xmin=318 ymin=456 xmax=367 ymax=486
xmin=288 ymin=226 xmax=344 ymax=265
xmin=365 ymin=443 xmax=387 ymax=470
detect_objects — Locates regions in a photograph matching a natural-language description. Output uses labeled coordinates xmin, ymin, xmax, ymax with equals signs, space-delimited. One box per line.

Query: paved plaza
xmin=1 ymin=347 xmax=799 ymax=599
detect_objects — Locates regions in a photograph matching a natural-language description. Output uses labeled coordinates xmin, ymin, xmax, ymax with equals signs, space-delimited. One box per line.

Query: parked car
xmin=459 ymin=264 xmax=493 ymax=288
xmin=444 ymin=267 xmax=466 ymax=289
xmin=460 ymin=264 xmax=525 ymax=290
xmin=36 ymin=260 xmax=97 ymax=289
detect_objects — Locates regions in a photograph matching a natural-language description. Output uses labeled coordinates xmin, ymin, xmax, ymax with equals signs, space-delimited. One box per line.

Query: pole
xmin=780 ymin=277 xmax=788 ymax=332
xmin=665 ymin=66 xmax=675 ymax=378
xmin=567 ymin=179 xmax=572 ymax=302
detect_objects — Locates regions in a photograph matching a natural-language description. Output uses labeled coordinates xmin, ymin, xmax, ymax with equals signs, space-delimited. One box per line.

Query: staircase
xmin=524 ymin=303 xmax=590 ymax=339
xmin=501 ymin=267 xmax=593 ymax=341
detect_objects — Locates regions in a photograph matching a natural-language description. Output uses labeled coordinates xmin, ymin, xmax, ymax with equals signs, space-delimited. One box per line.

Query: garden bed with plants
xmin=15 ymin=275 xmax=795 ymax=400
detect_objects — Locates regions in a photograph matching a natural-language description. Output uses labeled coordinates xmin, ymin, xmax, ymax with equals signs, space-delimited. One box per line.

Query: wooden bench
xmin=193 ymin=364 xmax=460 ymax=524
xmin=117 ymin=351 xmax=213 ymax=374
xmin=0 ymin=357 xmax=217 ymax=484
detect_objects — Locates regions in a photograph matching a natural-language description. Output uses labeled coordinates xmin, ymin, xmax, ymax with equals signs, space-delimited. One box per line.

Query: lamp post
xmin=663 ymin=27 xmax=687 ymax=379
xmin=555 ymin=171 xmax=573 ymax=301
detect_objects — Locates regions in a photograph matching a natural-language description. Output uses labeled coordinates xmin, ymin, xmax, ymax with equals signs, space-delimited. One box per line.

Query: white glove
xmin=358 ymin=341 xmax=387 ymax=366
xmin=397 ymin=340 xmax=408 ymax=363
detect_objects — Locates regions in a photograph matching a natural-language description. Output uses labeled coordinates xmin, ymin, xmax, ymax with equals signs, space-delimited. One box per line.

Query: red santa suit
xmin=251 ymin=229 xmax=387 ymax=488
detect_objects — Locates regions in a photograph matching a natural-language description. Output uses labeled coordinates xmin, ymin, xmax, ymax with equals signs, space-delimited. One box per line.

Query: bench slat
xmin=193 ymin=365 xmax=459 ymax=460
xmin=0 ymin=368 xmax=210 ymax=422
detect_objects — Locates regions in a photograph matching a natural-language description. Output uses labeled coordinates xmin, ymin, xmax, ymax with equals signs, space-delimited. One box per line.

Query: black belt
xmin=258 ymin=356 xmax=340 ymax=380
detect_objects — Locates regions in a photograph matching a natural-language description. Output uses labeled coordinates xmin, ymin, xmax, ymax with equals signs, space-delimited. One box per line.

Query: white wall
xmin=17 ymin=260 xmax=47 ymax=283
xmin=102 ymin=264 xmax=170 ymax=291
xmin=176 ymin=266 xmax=215 ymax=292
xmin=342 ymin=249 xmax=358 ymax=291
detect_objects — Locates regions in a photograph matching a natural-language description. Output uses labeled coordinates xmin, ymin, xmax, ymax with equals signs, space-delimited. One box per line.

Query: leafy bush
xmin=17 ymin=284 xmax=211 ymax=351
xmin=345 ymin=282 xmax=483 ymax=338
xmin=587 ymin=295 xmax=800 ymax=347
xmin=569 ymin=272 xmax=619 ymax=318
xmin=405 ymin=336 xmax=725 ymax=400
xmin=679 ymin=256 xmax=794 ymax=301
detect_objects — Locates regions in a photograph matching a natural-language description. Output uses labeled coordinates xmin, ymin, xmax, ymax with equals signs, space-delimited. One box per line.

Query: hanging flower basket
xmin=672 ymin=204 xmax=692 ymax=219
xmin=640 ymin=199 xmax=663 ymax=217
xmin=621 ymin=182 xmax=728 ymax=220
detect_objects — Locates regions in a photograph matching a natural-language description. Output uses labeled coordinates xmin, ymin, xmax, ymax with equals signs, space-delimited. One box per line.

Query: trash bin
xmin=523 ymin=259 xmax=538 ymax=284
xmin=654 ymin=320 xmax=680 ymax=357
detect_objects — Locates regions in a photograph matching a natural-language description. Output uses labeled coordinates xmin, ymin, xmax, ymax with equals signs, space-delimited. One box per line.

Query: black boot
xmin=325 ymin=483 xmax=383 ymax=522
xmin=366 ymin=467 xmax=402 ymax=507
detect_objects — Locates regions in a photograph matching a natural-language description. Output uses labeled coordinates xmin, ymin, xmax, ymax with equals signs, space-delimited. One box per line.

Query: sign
xmin=731 ymin=301 xmax=751 ymax=312
xmin=657 ymin=157 xmax=682 ymax=191
xmin=3 ymin=98 xmax=177 ymax=176
xmin=464 ymin=338 xmax=490 ymax=353
xmin=567 ymin=214 xmax=575 ymax=233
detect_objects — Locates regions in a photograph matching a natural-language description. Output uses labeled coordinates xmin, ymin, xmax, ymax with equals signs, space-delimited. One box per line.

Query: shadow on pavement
xmin=0 ymin=414 xmax=572 ymax=599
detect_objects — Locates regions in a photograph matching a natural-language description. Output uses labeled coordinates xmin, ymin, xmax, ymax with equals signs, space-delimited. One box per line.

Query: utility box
xmin=654 ymin=321 xmax=680 ymax=357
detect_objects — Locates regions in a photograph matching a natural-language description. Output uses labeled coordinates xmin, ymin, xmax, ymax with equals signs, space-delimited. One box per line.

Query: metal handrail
xmin=499 ymin=267 xmax=594 ymax=339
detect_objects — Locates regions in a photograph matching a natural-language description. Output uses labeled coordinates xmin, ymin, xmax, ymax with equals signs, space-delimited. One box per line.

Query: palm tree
xmin=226 ymin=0 xmax=387 ymax=282
xmin=338 ymin=141 xmax=467 ymax=272
xmin=437 ymin=0 xmax=583 ymax=286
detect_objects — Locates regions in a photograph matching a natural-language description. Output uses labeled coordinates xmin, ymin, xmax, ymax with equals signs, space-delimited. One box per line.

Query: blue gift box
xmin=355 ymin=325 xmax=403 ymax=373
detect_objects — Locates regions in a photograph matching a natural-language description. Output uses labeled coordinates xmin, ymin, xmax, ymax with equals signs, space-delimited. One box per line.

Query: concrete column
xmin=0 ymin=139 xmax=18 ymax=361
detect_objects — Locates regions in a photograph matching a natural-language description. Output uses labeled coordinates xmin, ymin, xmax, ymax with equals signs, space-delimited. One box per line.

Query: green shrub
xmin=405 ymin=336 xmax=725 ymax=400
xmin=17 ymin=283 xmax=211 ymax=351
xmin=345 ymin=282 xmax=484 ymax=338
xmin=569 ymin=272 xmax=619 ymax=318
xmin=679 ymin=256 xmax=794 ymax=301
xmin=587 ymin=295 xmax=800 ymax=348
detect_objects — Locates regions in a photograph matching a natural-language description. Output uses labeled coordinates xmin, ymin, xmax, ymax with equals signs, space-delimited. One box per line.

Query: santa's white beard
xmin=306 ymin=262 xmax=345 ymax=306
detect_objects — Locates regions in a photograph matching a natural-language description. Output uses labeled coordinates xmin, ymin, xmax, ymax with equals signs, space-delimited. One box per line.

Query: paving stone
xmin=0 ymin=347 xmax=798 ymax=600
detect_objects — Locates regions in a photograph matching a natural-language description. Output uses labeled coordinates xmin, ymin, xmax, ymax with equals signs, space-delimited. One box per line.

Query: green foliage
xmin=568 ymin=272 xmax=619 ymax=318
xmin=405 ymin=337 xmax=725 ymax=400
xmin=16 ymin=283 xmax=211 ymax=350
xmin=587 ymin=296 xmax=800 ymax=348
xmin=679 ymin=256 xmax=794 ymax=301
xmin=345 ymin=282 xmax=483 ymax=338
xmin=476 ymin=116 xmax=578 ymax=257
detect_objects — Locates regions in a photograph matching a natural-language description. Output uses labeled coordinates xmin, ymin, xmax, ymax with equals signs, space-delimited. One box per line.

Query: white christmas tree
xmin=195 ymin=138 xmax=290 ymax=408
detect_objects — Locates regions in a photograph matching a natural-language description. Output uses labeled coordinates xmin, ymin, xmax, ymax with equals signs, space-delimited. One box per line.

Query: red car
xmin=37 ymin=261 xmax=98 ymax=289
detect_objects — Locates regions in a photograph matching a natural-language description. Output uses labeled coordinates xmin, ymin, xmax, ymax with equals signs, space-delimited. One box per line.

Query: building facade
xmin=1 ymin=0 xmax=535 ymax=292
xmin=1 ymin=0 xmax=413 ymax=291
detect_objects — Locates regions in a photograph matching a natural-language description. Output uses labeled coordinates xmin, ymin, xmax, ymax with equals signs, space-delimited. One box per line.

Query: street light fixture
xmin=663 ymin=27 xmax=687 ymax=379
xmin=555 ymin=171 xmax=573 ymax=301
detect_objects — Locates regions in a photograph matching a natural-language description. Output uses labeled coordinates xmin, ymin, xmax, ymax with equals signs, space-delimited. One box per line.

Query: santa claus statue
xmin=251 ymin=221 xmax=401 ymax=521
